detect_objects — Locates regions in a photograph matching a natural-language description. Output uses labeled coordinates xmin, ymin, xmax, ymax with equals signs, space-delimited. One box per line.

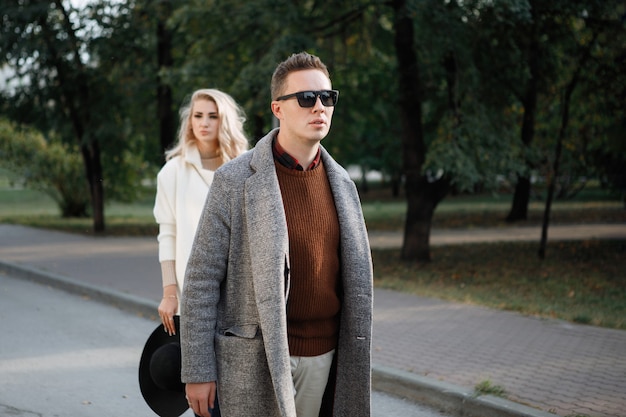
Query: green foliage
xmin=474 ymin=380 xmax=507 ymax=398
xmin=394 ymin=0 xmax=538 ymax=195
xmin=0 ymin=0 xmax=157 ymax=209
xmin=423 ymin=99 xmax=525 ymax=192
xmin=467 ymin=0 xmax=626 ymax=199
xmin=0 ymin=119 xmax=90 ymax=217
xmin=1 ymin=0 xmax=624 ymax=233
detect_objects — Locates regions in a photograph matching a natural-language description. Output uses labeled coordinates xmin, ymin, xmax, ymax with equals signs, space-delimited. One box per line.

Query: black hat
xmin=139 ymin=316 xmax=189 ymax=417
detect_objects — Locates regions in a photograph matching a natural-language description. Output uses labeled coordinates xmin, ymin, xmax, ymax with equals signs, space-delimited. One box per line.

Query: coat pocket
xmin=215 ymin=328 xmax=280 ymax=414
xmin=222 ymin=324 xmax=259 ymax=338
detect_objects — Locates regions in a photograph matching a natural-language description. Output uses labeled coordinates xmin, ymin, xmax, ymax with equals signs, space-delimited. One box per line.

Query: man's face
xmin=271 ymin=69 xmax=334 ymax=145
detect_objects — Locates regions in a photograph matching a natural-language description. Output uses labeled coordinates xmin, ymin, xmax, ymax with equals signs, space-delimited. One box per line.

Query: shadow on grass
xmin=373 ymin=240 xmax=626 ymax=330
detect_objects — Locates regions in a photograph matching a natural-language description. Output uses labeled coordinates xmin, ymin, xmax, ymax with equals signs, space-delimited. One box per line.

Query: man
xmin=180 ymin=51 xmax=373 ymax=417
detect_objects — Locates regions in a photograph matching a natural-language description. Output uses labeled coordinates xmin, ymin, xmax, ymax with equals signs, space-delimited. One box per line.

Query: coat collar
xmin=251 ymin=128 xmax=343 ymax=177
xmin=183 ymin=143 xmax=203 ymax=168
xmin=183 ymin=144 xmax=215 ymax=186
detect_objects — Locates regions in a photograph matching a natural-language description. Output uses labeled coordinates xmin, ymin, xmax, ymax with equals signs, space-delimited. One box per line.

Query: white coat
xmin=153 ymin=144 xmax=215 ymax=309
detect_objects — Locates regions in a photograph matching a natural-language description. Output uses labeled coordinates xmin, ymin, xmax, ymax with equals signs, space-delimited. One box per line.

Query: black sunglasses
xmin=275 ymin=90 xmax=339 ymax=108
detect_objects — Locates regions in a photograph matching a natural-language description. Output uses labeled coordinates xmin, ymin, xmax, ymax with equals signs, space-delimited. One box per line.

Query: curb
xmin=1 ymin=259 xmax=553 ymax=417
xmin=0 ymin=260 xmax=159 ymax=321
xmin=372 ymin=365 xmax=554 ymax=417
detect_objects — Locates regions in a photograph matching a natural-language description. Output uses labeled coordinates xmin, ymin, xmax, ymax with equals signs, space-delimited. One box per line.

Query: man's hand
xmin=186 ymin=382 xmax=217 ymax=417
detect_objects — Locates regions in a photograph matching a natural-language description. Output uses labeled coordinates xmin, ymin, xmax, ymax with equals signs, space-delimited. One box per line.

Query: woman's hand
xmin=158 ymin=285 xmax=178 ymax=335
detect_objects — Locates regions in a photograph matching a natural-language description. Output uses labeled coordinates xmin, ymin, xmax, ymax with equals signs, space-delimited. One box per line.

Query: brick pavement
xmin=1 ymin=223 xmax=625 ymax=417
xmin=372 ymin=289 xmax=626 ymax=417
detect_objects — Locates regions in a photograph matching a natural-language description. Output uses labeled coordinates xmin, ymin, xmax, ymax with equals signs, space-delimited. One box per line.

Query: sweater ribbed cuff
xmin=160 ymin=260 xmax=177 ymax=288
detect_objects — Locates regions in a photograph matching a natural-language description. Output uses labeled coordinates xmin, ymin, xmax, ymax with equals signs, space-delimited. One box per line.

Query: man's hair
xmin=271 ymin=52 xmax=330 ymax=100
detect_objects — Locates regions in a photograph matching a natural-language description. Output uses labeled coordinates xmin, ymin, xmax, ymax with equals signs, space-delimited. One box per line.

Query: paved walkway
xmin=0 ymin=223 xmax=625 ymax=417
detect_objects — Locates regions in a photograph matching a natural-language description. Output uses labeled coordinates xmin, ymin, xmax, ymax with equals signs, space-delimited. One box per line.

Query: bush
xmin=0 ymin=119 xmax=90 ymax=217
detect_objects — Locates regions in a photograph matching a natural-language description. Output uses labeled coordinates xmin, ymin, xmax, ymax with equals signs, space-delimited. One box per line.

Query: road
xmin=0 ymin=273 xmax=451 ymax=417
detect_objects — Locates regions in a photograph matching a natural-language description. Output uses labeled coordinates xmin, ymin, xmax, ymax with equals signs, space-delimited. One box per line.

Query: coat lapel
xmin=322 ymin=147 xmax=368 ymax=252
xmin=244 ymin=132 xmax=295 ymax=414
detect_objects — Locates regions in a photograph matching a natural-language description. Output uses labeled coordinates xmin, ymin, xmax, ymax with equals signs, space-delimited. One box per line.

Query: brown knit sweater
xmin=275 ymin=160 xmax=341 ymax=357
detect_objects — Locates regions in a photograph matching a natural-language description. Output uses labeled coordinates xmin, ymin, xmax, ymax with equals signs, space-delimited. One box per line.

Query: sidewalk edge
xmin=0 ymin=260 xmax=158 ymax=321
xmin=372 ymin=364 xmax=555 ymax=417
xmin=2 ymin=259 xmax=553 ymax=417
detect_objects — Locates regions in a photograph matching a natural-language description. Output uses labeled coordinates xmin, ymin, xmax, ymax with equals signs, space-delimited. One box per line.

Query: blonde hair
xmin=165 ymin=89 xmax=249 ymax=161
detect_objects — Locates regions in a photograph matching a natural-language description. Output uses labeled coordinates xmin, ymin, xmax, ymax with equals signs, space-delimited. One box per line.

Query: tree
xmin=168 ymin=0 xmax=528 ymax=261
xmin=468 ymin=0 xmax=606 ymax=223
xmin=537 ymin=1 xmax=625 ymax=258
xmin=1 ymin=0 xmax=152 ymax=230
xmin=390 ymin=0 xmax=448 ymax=261
xmin=578 ymin=5 xmax=626 ymax=206
xmin=538 ymin=31 xmax=596 ymax=259
xmin=155 ymin=0 xmax=176 ymax=160
xmin=0 ymin=1 xmax=107 ymax=230
xmin=387 ymin=0 xmax=527 ymax=261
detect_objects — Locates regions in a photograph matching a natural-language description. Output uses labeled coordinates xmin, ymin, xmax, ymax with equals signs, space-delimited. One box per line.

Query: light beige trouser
xmin=290 ymin=349 xmax=335 ymax=417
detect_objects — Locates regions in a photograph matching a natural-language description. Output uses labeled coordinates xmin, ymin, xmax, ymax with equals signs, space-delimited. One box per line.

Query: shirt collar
xmin=272 ymin=136 xmax=321 ymax=171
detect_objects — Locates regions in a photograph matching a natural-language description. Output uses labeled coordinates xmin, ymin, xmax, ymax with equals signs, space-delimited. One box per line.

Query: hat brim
xmin=139 ymin=316 xmax=189 ymax=417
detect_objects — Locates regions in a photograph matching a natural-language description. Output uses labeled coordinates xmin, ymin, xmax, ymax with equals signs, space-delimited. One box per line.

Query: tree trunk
xmin=80 ymin=143 xmax=105 ymax=233
xmin=506 ymin=91 xmax=537 ymax=222
xmin=360 ymin=165 xmax=369 ymax=194
xmin=507 ymin=176 xmax=531 ymax=221
xmin=157 ymin=81 xmax=174 ymax=160
xmin=391 ymin=172 xmax=401 ymax=198
xmin=539 ymin=32 xmax=595 ymax=259
xmin=46 ymin=2 xmax=106 ymax=232
xmin=507 ymin=15 xmax=540 ymax=222
xmin=90 ymin=142 xmax=105 ymax=233
xmin=157 ymin=2 xmax=175 ymax=161
xmin=402 ymin=177 xmax=450 ymax=261
xmin=392 ymin=0 xmax=437 ymax=262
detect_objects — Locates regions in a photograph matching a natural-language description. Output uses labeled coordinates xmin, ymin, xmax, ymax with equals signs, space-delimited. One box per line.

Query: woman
xmin=154 ymin=88 xmax=248 ymax=335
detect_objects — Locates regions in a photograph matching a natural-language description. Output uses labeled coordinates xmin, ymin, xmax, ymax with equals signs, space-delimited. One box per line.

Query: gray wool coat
xmin=180 ymin=129 xmax=373 ymax=417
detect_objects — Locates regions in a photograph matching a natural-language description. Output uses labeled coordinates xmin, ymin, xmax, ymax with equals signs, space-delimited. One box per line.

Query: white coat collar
xmin=184 ymin=143 xmax=216 ymax=186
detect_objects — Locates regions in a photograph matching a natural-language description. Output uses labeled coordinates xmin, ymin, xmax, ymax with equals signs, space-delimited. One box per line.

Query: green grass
xmin=0 ymin=187 xmax=60 ymax=216
xmin=0 ymin=176 xmax=157 ymax=236
xmin=1 ymin=177 xmax=625 ymax=329
xmin=361 ymin=186 xmax=625 ymax=230
xmin=474 ymin=380 xmax=507 ymax=398
xmin=372 ymin=240 xmax=626 ymax=330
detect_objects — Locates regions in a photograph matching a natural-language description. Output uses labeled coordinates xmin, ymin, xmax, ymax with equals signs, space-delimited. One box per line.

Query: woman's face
xmin=190 ymin=98 xmax=220 ymax=146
